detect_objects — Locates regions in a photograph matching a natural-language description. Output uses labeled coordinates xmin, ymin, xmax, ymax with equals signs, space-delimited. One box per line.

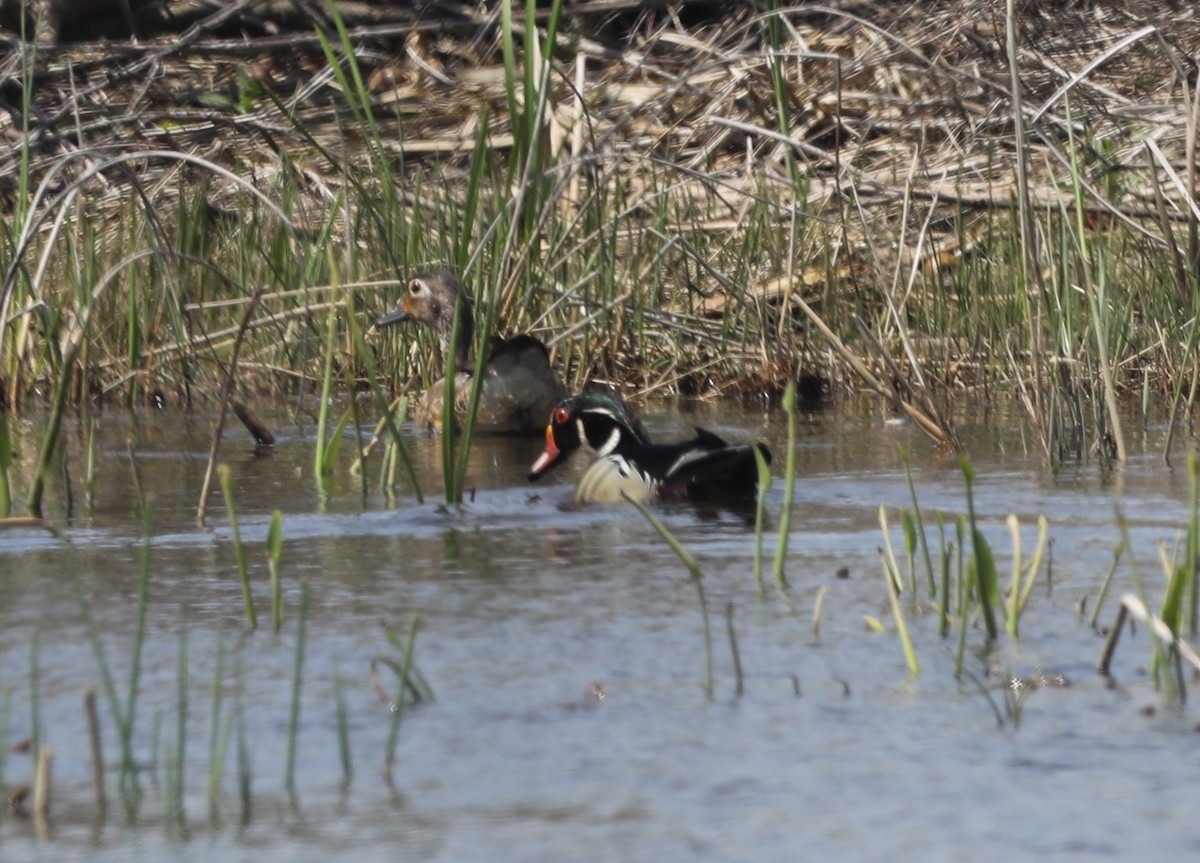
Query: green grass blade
xmin=881 ymin=551 xmax=920 ymax=677
xmin=899 ymin=450 xmax=936 ymax=595
xmin=959 ymin=454 xmax=998 ymax=640
xmin=321 ymin=407 xmax=354 ymax=476
xmin=313 ymin=301 xmax=338 ymax=490
xmin=0 ymin=408 xmax=11 ymax=517
xmin=267 ymin=510 xmax=284 ymax=633
xmin=752 ymin=444 xmax=771 ymax=598
xmin=771 ymin=380 xmax=797 ymax=591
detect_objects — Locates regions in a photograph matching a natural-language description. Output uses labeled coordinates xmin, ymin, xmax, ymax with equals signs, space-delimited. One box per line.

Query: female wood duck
xmin=374 ymin=272 xmax=568 ymax=434
xmin=528 ymin=392 xmax=771 ymax=503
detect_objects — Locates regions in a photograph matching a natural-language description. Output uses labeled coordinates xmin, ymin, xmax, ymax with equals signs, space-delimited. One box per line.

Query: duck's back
xmin=414 ymin=336 xmax=567 ymax=434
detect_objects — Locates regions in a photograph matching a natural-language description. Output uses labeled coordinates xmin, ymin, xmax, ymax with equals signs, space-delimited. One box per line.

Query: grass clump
xmin=879 ymin=454 xmax=1050 ymax=677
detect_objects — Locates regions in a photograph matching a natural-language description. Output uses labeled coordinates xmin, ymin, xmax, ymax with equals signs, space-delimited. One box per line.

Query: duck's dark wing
xmin=660 ymin=429 xmax=771 ymax=499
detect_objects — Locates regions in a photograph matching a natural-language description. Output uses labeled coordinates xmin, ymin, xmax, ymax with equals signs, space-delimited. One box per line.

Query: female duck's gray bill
xmin=373 ymin=307 xmax=412 ymax=329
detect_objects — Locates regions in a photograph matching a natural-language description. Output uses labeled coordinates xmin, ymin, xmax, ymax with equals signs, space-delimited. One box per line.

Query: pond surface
xmin=1 ymin=398 xmax=1199 ymax=862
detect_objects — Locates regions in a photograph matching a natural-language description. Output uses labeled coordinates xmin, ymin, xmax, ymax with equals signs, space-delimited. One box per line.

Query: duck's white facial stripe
xmin=595 ymin=425 xmax=621 ymax=457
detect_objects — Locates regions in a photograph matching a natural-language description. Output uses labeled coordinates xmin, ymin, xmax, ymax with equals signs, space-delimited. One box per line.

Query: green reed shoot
xmin=1065 ymin=96 xmax=1125 ymax=465
xmin=285 ymin=578 xmax=309 ymax=801
xmin=878 ymin=505 xmax=905 ymax=595
xmin=952 ymin=515 xmax=971 ymax=676
xmin=84 ymin=414 xmax=98 ymax=510
xmin=26 ymin=324 xmax=82 ymax=518
xmin=959 ymin=455 xmax=999 ymax=640
xmin=1159 ymin=455 xmax=1196 ymax=638
xmin=1148 ymin=453 xmax=1200 ymax=691
xmin=937 ymin=512 xmax=950 ymax=638
xmin=0 ymin=408 xmax=11 ymax=517
xmin=1005 ymin=513 xmax=1048 ymax=637
xmin=321 ymin=409 xmax=353 ymax=479
xmin=218 ymin=464 xmax=256 ymax=631
xmin=885 ymin=460 xmax=1050 ymax=678
xmin=314 ymin=301 xmax=339 ymax=491
xmin=900 ymin=451 xmax=936 ymax=594
xmin=881 ymin=548 xmax=920 ymax=678
xmin=900 ymin=510 xmax=919 ymax=593
xmin=772 ymin=380 xmax=797 ymax=591
xmin=440 ymin=290 xmax=463 ymax=504
xmin=625 ymin=493 xmax=714 ymax=701
xmin=266 ymin=510 xmax=284 ymax=633
xmin=319 ymin=0 xmax=391 ymax=184
xmin=878 ymin=506 xmax=919 ymax=675
xmin=449 ymin=121 xmax=501 ymax=505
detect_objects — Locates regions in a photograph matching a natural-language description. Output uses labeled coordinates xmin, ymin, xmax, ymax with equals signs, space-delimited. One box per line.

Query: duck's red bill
xmin=528 ymin=427 xmax=561 ymax=481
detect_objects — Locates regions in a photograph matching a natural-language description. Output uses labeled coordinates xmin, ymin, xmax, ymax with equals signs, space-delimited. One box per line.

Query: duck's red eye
xmin=553 ymin=406 xmax=570 ymax=425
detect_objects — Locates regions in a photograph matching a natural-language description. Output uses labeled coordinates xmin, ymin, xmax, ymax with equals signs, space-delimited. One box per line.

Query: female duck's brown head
xmin=375 ymin=272 xmax=474 ymax=369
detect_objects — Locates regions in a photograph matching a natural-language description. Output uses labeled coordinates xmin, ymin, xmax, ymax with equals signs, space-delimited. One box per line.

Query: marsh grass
xmin=770 ymin=381 xmax=796 ymax=591
xmin=266 ymin=510 xmax=284 ymax=633
xmin=0 ymin=4 xmax=1192 ymax=520
xmin=879 ymin=455 xmax=1050 ymax=677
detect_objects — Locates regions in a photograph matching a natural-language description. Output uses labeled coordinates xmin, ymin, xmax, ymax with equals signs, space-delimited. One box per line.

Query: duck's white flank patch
xmin=575 ymin=455 xmax=658 ymax=503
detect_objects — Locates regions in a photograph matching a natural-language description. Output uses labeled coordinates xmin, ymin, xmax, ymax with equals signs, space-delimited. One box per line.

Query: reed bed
xmin=0 ymin=1 xmax=1193 ymax=472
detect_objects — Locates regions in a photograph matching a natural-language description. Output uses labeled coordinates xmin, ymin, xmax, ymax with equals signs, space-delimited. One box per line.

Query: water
xmin=1 ymin=400 xmax=1199 ymax=861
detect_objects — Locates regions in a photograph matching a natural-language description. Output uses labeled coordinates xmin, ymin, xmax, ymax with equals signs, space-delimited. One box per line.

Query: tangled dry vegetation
xmin=1 ymin=0 xmax=1199 ymax=454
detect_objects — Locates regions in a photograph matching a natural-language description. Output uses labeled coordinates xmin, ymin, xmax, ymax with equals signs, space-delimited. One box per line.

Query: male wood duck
xmin=528 ymin=392 xmax=771 ymax=503
xmin=374 ymin=272 xmax=568 ymax=434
